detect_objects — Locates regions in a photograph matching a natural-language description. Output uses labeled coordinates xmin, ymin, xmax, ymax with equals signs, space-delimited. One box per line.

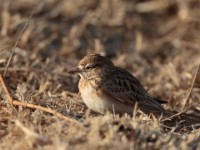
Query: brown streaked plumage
xmin=68 ymin=53 xmax=167 ymax=116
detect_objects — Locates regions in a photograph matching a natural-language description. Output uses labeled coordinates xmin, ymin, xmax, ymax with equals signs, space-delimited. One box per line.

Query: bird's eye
xmin=85 ymin=63 xmax=101 ymax=70
xmin=85 ymin=64 xmax=93 ymax=70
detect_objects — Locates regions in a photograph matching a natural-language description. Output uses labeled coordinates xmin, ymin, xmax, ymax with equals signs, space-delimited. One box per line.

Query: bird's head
xmin=68 ymin=53 xmax=114 ymax=79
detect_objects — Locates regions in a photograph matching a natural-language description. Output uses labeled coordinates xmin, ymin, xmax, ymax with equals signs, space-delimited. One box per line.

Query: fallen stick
xmin=182 ymin=64 xmax=200 ymax=111
xmin=0 ymin=74 xmax=80 ymax=124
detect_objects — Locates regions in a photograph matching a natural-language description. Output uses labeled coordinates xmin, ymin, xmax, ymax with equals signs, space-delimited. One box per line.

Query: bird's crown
xmin=78 ymin=53 xmax=113 ymax=71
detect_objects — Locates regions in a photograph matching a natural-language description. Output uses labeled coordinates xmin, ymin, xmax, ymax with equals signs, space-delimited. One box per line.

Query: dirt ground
xmin=0 ymin=0 xmax=200 ymax=149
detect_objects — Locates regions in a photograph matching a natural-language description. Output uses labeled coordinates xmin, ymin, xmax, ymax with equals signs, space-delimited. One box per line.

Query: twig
xmin=3 ymin=0 xmax=39 ymax=77
xmin=182 ymin=64 xmax=200 ymax=111
xmin=15 ymin=120 xmax=52 ymax=145
xmin=12 ymin=100 xmax=77 ymax=122
xmin=0 ymin=74 xmax=79 ymax=124
xmin=0 ymin=44 xmax=14 ymax=53
xmin=0 ymin=67 xmax=29 ymax=71
xmin=0 ymin=74 xmax=13 ymax=104
xmin=161 ymin=111 xmax=183 ymax=122
xmin=15 ymin=120 xmax=40 ymax=138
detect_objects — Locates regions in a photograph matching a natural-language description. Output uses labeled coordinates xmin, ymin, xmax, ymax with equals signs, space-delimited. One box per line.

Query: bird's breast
xmin=78 ymin=79 xmax=107 ymax=114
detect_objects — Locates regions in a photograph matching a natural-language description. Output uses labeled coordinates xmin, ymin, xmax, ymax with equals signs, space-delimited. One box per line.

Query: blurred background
xmin=0 ymin=0 xmax=200 ymax=149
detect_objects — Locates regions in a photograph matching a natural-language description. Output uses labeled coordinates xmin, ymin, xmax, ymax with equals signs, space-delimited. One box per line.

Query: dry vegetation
xmin=0 ymin=0 xmax=200 ymax=149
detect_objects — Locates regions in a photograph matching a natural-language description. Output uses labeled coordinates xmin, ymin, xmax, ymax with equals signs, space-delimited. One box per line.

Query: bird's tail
xmin=161 ymin=111 xmax=200 ymax=132
xmin=141 ymin=94 xmax=168 ymax=114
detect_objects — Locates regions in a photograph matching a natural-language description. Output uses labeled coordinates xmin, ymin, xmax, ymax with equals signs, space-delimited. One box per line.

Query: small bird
xmin=68 ymin=53 xmax=167 ymax=116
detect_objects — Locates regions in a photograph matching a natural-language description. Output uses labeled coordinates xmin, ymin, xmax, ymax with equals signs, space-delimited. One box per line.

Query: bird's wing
xmin=102 ymin=67 xmax=165 ymax=112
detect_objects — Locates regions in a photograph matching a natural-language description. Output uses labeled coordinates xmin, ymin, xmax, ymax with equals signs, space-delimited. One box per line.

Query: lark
xmin=68 ymin=53 xmax=167 ymax=116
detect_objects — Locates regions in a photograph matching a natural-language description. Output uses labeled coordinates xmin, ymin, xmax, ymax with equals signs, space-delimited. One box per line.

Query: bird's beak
xmin=68 ymin=67 xmax=81 ymax=74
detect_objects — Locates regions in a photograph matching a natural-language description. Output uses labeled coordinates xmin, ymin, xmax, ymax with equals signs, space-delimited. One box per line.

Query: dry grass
xmin=0 ymin=0 xmax=200 ymax=149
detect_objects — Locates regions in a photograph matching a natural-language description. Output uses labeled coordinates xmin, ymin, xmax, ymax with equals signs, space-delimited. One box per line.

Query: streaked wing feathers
xmin=102 ymin=67 xmax=165 ymax=112
xmin=102 ymin=67 xmax=146 ymax=104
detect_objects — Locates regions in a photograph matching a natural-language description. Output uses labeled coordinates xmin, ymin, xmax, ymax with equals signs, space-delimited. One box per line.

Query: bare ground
xmin=0 ymin=0 xmax=200 ymax=149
